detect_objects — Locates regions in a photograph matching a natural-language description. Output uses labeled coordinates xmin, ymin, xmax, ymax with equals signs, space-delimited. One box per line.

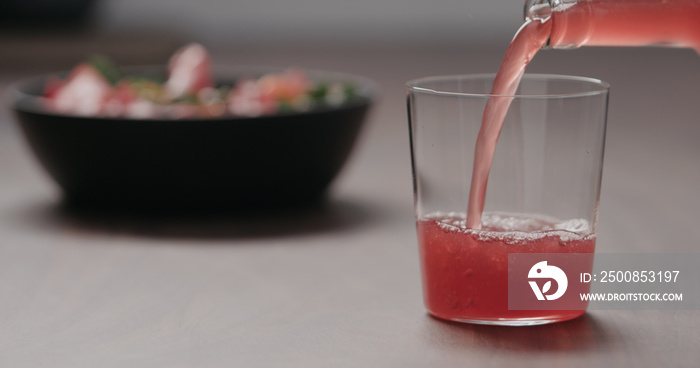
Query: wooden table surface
xmin=0 ymin=42 xmax=698 ymax=367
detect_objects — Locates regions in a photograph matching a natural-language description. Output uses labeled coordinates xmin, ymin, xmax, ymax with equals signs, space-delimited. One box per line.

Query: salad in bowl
xmin=44 ymin=43 xmax=360 ymax=119
xmin=10 ymin=44 xmax=375 ymax=211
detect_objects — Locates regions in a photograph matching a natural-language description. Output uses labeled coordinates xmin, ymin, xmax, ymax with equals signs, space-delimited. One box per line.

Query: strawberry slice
xmin=227 ymin=79 xmax=278 ymax=117
xmin=257 ymin=68 xmax=311 ymax=102
xmin=49 ymin=63 xmax=112 ymax=116
xmin=101 ymin=80 xmax=141 ymax=117
xmin=43 ymin=76 xmax=66 ymax=99
xmin=164 ymin=43 xmax=214 ymax=99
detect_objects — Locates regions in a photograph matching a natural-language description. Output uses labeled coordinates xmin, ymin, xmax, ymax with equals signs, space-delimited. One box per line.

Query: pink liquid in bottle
xmin=548 ymin=0 xmax=700 ymax=53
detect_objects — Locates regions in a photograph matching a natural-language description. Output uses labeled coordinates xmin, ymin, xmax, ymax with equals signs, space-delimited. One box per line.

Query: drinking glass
xmin=407 ymin=74 xmax=609 ymax=325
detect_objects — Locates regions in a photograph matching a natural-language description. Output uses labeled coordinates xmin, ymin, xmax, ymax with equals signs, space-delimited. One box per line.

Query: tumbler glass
xmin=407 ymin=74 xmax=609 ymax=325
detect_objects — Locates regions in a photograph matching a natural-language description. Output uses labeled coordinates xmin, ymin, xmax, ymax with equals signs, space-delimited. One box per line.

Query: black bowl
xmin=9 ymin=67 xmax=374 ymax=212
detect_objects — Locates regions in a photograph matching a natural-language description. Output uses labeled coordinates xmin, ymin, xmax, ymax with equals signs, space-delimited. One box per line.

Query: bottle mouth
xmin=524 ymin=0 xmax=553 ymax=48
xmin=525 ymin=0 xmax=577 ymax=19
xmin=524 ymin=0 xmax=553 ymax=22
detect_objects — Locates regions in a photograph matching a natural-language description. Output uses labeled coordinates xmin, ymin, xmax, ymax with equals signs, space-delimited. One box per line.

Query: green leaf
xmin=308 ymin=81 xmax=328 ymax=100
xmin=127 ymin=75 xmax=167 ymax=85
xmin=88 ymin=55 xmax=123 ymax=85
xmin=172 ymin=94 xmax=199 ymax=104
xmin=343 ymin=82 xmax=358 ymax=100
xmin=277 ymin=100 xmax=295 ymax=113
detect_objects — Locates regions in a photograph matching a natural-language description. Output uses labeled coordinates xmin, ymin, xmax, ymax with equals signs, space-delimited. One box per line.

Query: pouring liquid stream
xmin=465 ymin=18 xmax=552 ymax=229
xmin=466 ymin=0 xmax=700 ymax=229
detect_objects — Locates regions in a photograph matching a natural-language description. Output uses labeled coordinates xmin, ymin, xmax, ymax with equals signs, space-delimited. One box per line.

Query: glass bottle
xmin=524 ymin=0 xmax=700 ymax=52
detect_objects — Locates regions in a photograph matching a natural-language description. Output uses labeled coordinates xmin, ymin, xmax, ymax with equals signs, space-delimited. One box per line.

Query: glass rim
xmin=407 ymin=73 xmax=610 ymax=99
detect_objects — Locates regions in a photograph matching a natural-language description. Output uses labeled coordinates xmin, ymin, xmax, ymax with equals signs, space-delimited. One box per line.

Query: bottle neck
xmin=524 ymin=0 xmax=590 ymax=49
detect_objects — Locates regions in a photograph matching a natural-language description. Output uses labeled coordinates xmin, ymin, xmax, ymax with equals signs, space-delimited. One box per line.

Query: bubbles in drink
xmin=416 ymin=214 xmax=595 ymax=322
xmin=425 ymin=212 xmax=593 ymax=244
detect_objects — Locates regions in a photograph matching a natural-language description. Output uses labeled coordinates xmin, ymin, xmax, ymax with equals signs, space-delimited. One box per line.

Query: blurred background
xmin=1 ymin=0 xmax=521 ymax=47
xmin=0 ymin=0 xmax=528 ymax=73
xmin=95 ymin=0 xmax=520 ymax=46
